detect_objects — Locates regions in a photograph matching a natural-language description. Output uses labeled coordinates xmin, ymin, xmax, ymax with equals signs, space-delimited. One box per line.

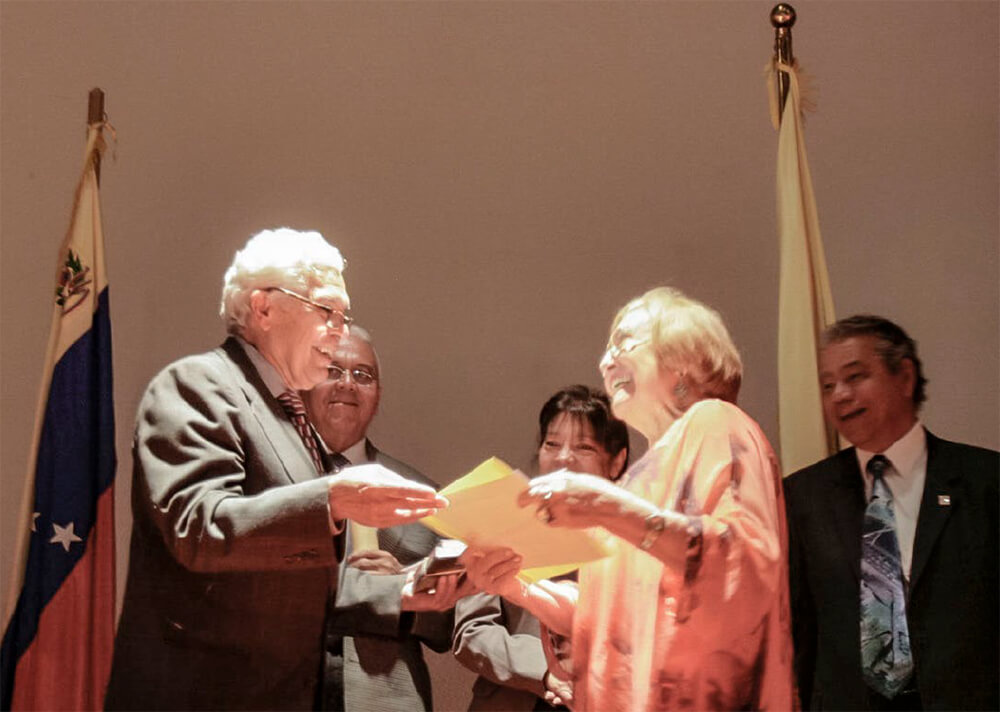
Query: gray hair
xmin=219 ymin=228 xmax=346 ymax=336
xmin=342 ymin=324 xmax=382 ymax=382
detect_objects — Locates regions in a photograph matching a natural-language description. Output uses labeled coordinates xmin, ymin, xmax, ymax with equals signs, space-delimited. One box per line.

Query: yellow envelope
xmin=423 ymin=457 xmax=610 ymax=582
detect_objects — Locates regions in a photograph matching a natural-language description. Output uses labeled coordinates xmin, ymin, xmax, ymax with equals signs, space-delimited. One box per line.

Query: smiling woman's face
xmin=599 ymin=306 xmax=677 ymax=430
xmin=537 ymin=413 xmax=618 ymax=479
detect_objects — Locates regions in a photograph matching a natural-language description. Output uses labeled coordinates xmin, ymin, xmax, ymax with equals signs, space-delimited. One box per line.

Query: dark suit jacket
xmin=784 ymin=431 xmax=998 ymax=710
xmin=323 ymin=442 xmax=449 ymax=712
xmin=106 ymin=338 xmax=342 ymax=711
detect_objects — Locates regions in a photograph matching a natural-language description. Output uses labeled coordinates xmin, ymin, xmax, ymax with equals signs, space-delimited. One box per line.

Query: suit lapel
xmin=909 ymin=432 xmax=956 ymax=592
xmin=831 ymin=449 xmax=866 ymax=582
xmin=220 ymin=338 xmax=318 ymax=484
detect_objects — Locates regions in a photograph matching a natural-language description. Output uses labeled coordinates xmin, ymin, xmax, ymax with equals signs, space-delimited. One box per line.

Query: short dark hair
xmin=822 ymin=315 xmax=927 ymax=407
xmin=537 ymin=385 xmax=630 ymax=478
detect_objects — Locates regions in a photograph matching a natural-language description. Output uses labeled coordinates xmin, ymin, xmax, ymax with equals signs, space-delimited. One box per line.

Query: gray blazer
xmin=323 ymin=442 xmax=450 ymax=712
xmin=106 ymin=338 xmax=342 ymax=711
xmin=452 ymin=593 xmax=549 ymax=711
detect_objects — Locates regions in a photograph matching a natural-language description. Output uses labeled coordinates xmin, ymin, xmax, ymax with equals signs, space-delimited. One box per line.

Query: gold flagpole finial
xmin=771 ymin=4 xmax=796 ymax=123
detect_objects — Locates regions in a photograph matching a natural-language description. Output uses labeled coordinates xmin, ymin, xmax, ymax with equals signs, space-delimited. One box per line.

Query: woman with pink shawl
xmin=462 ymin=287 xmax=797 ymax=711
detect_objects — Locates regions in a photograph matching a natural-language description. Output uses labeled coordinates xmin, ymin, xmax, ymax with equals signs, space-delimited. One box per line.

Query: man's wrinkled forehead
xmin=309 ymin=275 xmax=350 ymax=309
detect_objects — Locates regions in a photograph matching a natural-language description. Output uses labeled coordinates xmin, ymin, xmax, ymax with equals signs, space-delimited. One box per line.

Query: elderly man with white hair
xmin=105 ymin=228 xmax=452 ymax=711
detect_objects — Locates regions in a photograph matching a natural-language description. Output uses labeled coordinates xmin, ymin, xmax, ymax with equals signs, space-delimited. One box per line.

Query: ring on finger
xmin=536 ymin=505 xmax=553 ymax=524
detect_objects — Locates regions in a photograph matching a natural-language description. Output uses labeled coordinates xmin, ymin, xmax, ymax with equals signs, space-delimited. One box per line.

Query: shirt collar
xmin=314 ymin=433 xmax=367 ymax=464
xmin=341 ymin=438 xmax=368 ymax=465
xmin=856 ymin=420 xmax=926 ymax=477
xmin=235 ymin=336 xmax=288 ymax=397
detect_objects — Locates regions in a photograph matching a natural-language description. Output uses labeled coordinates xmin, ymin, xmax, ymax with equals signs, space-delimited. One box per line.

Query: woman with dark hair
xmin=452 ymin=385 xmax=629 ymax=711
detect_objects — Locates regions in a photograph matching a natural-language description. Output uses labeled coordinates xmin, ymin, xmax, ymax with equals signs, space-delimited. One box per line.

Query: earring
xmin=672 ymin=377 xmax=689 ymax=402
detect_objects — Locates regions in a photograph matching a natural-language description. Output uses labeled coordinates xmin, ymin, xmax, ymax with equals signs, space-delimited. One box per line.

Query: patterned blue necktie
xmin=860 ymin=454 xmax=914 ymax=698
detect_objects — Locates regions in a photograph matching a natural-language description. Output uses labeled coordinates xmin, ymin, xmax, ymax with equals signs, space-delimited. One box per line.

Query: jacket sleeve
xmin=452 ymin=592 xmax=547 ymax=696
xmin=133 ymin=352 xmax=338 ymax=573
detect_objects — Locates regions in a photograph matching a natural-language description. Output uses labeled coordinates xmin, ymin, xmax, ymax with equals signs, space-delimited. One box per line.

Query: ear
xmin=898 ymin=357 xmax=917 ymax=401
xmin=610 ymin=448 xmax=628 ymax=480
xmin=248 ymin=289 xmax=274 ymax=331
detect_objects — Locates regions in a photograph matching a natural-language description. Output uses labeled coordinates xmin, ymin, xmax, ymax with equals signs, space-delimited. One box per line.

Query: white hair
xmin=219 ymin=228 xmax=346 ymax=335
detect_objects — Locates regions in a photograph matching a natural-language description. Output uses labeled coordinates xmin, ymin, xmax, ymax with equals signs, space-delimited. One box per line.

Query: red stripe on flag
xmin=11 ymin=486 xmax=115 ymax=712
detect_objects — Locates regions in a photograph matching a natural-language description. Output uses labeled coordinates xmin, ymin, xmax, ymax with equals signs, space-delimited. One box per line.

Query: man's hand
xmin=348 ymin=549 xmax=402 ymax=575
xmin=459 ymin=546 xmax=523 ymax=599
xmin=328 ymin=463 xmax=448 ymax=528
xmin=400 ymin=569 xmax=476 ymax=612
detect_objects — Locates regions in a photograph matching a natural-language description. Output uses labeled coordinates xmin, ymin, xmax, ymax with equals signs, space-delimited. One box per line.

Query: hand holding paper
xmin=421 ymin=458 xmax=610 ymax=582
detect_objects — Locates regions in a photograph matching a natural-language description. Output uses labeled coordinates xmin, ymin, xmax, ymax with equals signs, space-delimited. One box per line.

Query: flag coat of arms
xmin=1 ymin=120 xmax=116 ymax=711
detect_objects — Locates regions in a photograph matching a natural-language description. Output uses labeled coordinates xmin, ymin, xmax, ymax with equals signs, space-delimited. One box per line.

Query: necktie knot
xmin=276 ymin=390 xmax=324 ymax=474
xmin=277 ymin=390 xmax=308 ymax=418
xmin=867 ymin=455 xmax=893 ymax=503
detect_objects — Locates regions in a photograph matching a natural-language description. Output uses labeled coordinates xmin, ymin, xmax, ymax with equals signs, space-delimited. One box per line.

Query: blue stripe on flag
xmin=1 ymin=287 xmax=115 ymax=710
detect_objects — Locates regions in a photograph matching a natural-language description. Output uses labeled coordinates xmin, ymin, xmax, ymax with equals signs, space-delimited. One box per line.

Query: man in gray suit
xmin=304 ymin=327 xmax=459 ymax=712
xmin=105 ymin=228 xmax=449 ymax=711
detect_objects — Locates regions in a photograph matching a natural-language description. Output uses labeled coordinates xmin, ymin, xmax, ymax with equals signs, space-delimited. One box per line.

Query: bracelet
xmin=639 ymin=511 xmax=666 ymax=550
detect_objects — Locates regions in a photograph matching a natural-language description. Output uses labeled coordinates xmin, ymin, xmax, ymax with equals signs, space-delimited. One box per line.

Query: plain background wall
xmin=2 ymin=2 xmax=997 ymax=708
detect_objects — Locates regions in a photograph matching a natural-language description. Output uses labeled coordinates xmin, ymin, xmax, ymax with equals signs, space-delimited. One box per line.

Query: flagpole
xmin=771 ymin=4 xmax=796 ymax=124
xmin=88 ymin=88 xmax=104 ymax=183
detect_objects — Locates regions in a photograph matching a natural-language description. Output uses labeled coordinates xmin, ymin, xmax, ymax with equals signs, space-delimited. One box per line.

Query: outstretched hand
xmin=518 ymin=470 xmax=625 ymax=528
xmin=328 ymin=463 xmax=448 ymax=528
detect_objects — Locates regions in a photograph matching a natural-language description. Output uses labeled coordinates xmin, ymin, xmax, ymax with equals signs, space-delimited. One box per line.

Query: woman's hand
xmin=543 ymin=670 xmax=575 ymax=709
xmin=518 ymin=470 xmax=627 ymax=528
xmin=459 ymin=546 xmax=523 ymax=599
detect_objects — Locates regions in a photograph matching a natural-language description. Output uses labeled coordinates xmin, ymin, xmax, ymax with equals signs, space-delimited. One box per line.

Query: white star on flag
xmin=31 ymin=512 xmax=40 ymax=532
xmin=50 ymin=522 xmax=83 ymax=552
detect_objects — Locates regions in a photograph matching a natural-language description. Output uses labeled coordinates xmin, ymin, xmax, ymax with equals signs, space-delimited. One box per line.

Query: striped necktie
xmin=860 ymin=454 xmax=914 ymax=698
xmin=276 ymin=390 xmax=325 ymax=475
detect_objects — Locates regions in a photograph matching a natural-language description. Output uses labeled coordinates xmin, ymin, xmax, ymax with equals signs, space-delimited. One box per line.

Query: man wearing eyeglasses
xmin=106 ymin=228 xmax=450 ymax=711
xmin=303 ymin=326 xmax=460 ymax=712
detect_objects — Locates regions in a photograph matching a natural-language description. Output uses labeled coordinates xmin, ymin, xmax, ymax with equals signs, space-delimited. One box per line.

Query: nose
xmin=555 ymin=444 xmax=575 ymax=465
xmin=599 ymin=349 xmax=614 ymax=373
xmin=831 ymin=380 xmax=851 ymax=403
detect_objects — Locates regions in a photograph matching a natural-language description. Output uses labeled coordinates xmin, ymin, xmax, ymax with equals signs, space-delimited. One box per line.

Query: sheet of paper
xmin=423 ymin=457 xmax=610 ymax=582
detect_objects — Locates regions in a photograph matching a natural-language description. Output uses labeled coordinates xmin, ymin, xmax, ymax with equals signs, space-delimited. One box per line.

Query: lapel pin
xmin=937 ymin=494 xmax=951 ymax=506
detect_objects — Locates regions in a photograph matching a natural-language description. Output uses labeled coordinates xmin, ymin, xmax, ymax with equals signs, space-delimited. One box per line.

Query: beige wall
xmin=2 ymin=2 xmax=997 ymax=709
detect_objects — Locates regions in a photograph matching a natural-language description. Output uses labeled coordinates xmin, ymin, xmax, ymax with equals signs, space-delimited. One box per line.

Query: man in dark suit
xmin=304 ymin=327 xmax=460 ymax=712
xmin=105 ymin=228 xmax=450 ymax=711
xmin=784 ymin=315 xmax=998 ymax=711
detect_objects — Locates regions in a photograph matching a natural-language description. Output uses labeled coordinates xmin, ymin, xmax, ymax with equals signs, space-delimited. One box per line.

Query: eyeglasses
xmin=604 ymin=333 xmax=650 ymax=361
xmin=268 ymin=287 xmax=353 ymax=329
xmin=328 ymin=365 xmax=377 ymax=386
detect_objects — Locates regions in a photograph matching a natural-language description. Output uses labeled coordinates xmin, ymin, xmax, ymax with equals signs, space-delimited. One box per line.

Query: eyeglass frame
xmin=327 ymin=364 xmax=378 ymax=387
xmin=603 ymin=332 xmax=651 ymax=361
xmin=267 ymin=287 xmax=353 ymax=330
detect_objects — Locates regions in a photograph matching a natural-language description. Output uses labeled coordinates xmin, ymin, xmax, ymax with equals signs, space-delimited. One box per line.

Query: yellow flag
xmin=773 ymin=61 xmax=839 ymax=475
